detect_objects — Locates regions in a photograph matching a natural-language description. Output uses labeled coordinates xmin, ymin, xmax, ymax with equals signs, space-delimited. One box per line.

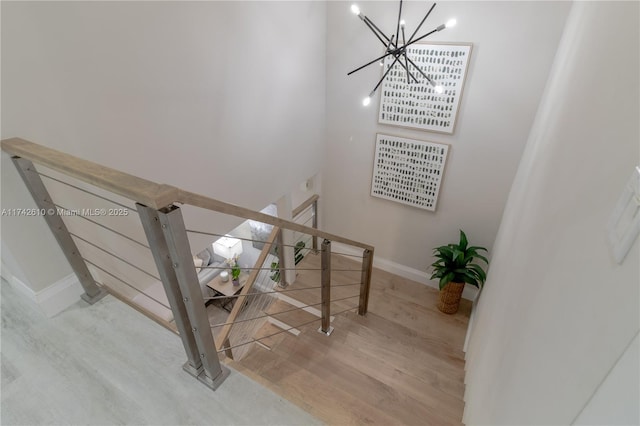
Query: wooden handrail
xmin=215 ymin=226 xmax=280 ymax=353
xmin=177 ymin=190 xmax=371 ymax=250
xmin=1 ymin=138 xmax=178 ymax=210
xmin=292 ymin=194 xmax=319 ymax=218
xmin=1 ymin=138 xmax=373 ymax=251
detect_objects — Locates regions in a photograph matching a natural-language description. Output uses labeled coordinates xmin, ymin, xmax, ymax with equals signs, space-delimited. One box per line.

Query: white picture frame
xmin=378 ymin=42 xmax=472 ymax=134
xmin=371 ymin=133 xmax=449 ymax=211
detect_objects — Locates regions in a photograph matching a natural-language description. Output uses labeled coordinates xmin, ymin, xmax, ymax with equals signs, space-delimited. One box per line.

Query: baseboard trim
xmin=331 ymin=242 xmax=478 ymax=301
xmin=2 ymin=266 xmax=84 ymax=317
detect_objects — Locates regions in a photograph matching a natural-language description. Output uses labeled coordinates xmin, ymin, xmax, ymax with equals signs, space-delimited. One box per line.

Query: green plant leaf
xmin=459 ymin=230 xmax=468 ymax=251
xmin=468 ymin=264 xmax=487 ymax=282
xmin=436 ymin=246 xmax=454 ymax=259
xmin=439 ymin=276 xmax=449 ymax=290
xmin=475 ymin=253 xmax=490 ymax=265
xmin=440 ymin=272 xmax=455 ymax=288
xmin=451 ymin=249 xmax=463 ymax=265
xmin=461 ymin=272 xmax=479 ymax=287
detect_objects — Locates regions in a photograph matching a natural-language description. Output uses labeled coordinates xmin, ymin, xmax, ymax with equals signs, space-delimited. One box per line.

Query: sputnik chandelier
xmin=348 ymin=1 xmax=456 ymax=106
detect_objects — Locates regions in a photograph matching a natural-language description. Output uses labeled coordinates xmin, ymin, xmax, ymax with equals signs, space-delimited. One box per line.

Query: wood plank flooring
xmin=227 ymin=252 xmax=471 ymax=425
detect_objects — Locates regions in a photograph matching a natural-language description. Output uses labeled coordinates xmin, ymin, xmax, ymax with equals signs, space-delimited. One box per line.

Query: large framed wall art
xmin=371 ymin=134 xmax=449 ymax=211
xmin=378 ymin=42 xmax=472 ymax=134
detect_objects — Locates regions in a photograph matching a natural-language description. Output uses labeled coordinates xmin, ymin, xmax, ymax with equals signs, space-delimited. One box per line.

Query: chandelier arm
xmin=395 ymin=0 xmax=403 ymax=49
xmin=363 ymin=17 xmax=415 ymax=84
xmin=364 ymin=28 xmax=417 ymax=84
xmin=401 ymin=27 xmax=411 ymax=84
xmin=364 ymin=16 xmax=416 ymax=84
xmin=371 ymin=54 xmax=402 ymax=95
xmin=389 ymin=50 xmax=419 ymax=84
xmin=404 ymin=55 xmax=431 ymax=83
xmin=407 ymin=27 xmax=440 ymax=47
xmin=347 ymin=25 xmax=440 ymax=76
xmin=364 ymin=16 xmax=394 ymax=47
xmin=382 ymin=51 xmax=418 ymax=84
xmin=347 ymin=37 xmax=397 ymax=76
xmin=361 ymin=15 xmax=390 ymax=48
xmin=407 ymin=3 xmax=437 ymax=45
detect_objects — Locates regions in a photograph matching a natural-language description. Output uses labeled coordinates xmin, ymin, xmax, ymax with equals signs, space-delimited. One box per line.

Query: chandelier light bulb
xmin=434 ymin=85 xmax=444 ymax=94
xmin=400 ymin=19 xmax=406 ymax=27
xmin=445 ymin=18 xmax=457 ymax=28
xmin=362 ymin=96 xmax=371 ymax=106
xmin=351 ymin=4 xmax=361 ymax=15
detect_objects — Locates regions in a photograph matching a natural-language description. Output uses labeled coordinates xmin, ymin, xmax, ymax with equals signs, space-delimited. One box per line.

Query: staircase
xmin=228 ymin=252 xmax=471 ymax=425
xmin=2 ymin=137 xmax=470 ymax=424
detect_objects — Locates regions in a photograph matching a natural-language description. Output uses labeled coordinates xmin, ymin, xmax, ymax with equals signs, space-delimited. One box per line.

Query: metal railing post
xmin=10 ymin=157 xmax=108 ymax=304
xmin=276 ymin=228 xmax=287 ymax=287
xmin=358 ymin=248 xmax=374 ymax=316
xmin=137 ymin=203 xmax=211 ymax=381
xmin=154 ymin=204 xmax=229 ymax=390
xmin=312 ymin=199 xmax=318 ymax=252
xmin=318 ymin=239 xmax=333 ymax=335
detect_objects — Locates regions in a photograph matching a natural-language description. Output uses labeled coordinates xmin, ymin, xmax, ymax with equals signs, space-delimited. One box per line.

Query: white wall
xmin=464 ymin=2 xmax=639 ymax=424
xmin=323 ymin=1 xmax=571 ymax=286
xmin=574 ymin=333 xmax=639 ymax=425
xmin=1 ymin=160 xmax=73 ymax=292
xmin=1 ymin=2 xmax=326 ymax=292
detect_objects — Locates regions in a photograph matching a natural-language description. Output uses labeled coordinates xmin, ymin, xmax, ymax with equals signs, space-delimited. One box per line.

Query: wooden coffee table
xmin=206 ymin=272 xmax=248 ymax=312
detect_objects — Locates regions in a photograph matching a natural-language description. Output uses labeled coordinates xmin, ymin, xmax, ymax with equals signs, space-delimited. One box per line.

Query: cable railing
xmin=203 ymin=225 xmax=365 ymax=361
xmin=292 ymin=194 xmax=318 ymax=254
xmin=29 ymin=181 xmax=176 ymax=329
xmin=1 ymin=137 xmax=375 ymax=392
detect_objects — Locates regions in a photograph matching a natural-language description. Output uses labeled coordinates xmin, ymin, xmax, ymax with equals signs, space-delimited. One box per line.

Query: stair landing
xmin=227 ymin=252 xmax=471 ymax=425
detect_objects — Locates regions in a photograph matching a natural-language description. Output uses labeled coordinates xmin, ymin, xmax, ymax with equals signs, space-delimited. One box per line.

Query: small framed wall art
xmin=378 ymin=42 xmax=472 ymax=134
xmin=371 ymin=133 xmax=449 ymax=211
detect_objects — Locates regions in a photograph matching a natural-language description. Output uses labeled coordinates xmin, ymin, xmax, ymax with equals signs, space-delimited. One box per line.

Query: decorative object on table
xmin=213 ymin=235 xmax=243 ymax=259
xmin=348 ymin=1 xmax=459 ymax=109
xmin=230 ymin=258 xmax=241 ymax=286
xmin=214 ymin=236 xmax=243 ymax=285
xmin=378 ymin=42 xmax=472 ymax=133
xmin=371 ymin=133 xmax=449 ymax=211
xmin=213 ymin=235 xmax=242 ymax=259
xmin=219 ymin=270 xmax=229 ymax=282
xmin=430 ymin=230 xmax=488 ymax=314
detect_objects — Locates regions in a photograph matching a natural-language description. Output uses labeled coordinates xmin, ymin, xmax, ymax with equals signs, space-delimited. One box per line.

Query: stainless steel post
xmin=10 ymin=157 xmax=107 ymax=304
xmin=156 ymin=205 xmax=229 ymax=390
xmin=312 ymin=199 xmax=318 ymax=252
xmin=318 ymin=239 xmax=333 ymax=335
xmin=137 ymin=204 xmax=205 ymax=378
xmin=276 ymin=228 xmax=287 ymax=287
xmin=359 ymin=249 xmax=374 ymax=316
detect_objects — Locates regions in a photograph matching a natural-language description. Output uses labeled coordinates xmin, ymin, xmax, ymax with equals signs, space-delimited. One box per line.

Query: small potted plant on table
xmin=227 ymin=256 xmax=242 ymax=286
xmin=430 ymin=230 xmax=489 ymax=314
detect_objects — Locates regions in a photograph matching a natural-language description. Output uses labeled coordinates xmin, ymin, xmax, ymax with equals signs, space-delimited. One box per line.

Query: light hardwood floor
xmin=0 ymin=277 xmax=321 ymax=425
xmin=228 ymin=252 xmax=472 ymax=425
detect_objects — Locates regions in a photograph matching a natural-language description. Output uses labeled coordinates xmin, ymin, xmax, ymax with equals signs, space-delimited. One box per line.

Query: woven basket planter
xmin=437 ymin=282 xmax=465 ymax=314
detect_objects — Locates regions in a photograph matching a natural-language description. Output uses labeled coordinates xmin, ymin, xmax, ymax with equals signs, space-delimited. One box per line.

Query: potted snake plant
xmin=430 ymin=230 xmax=489 ymax=314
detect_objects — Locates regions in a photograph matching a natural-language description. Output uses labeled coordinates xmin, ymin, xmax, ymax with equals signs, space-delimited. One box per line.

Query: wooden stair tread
xmin=266 ymin=298 xmax=320 ymax=328
xmin=234 ymin=252 xmax=469 ymax=425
